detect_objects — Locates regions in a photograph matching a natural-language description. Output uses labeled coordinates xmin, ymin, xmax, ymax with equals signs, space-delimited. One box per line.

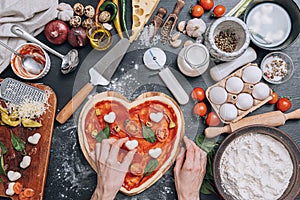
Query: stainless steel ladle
xmin=11 ymin=25 xmax=79 ymax=74
xmin=0 ymin=40 xmax=43 ymax=74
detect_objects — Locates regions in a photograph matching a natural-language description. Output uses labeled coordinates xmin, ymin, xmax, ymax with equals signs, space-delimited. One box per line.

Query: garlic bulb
xmin=57 ymin=3 xmax=74 ymax=21
xmin=186 ymin=18 xmax=207 ymax=38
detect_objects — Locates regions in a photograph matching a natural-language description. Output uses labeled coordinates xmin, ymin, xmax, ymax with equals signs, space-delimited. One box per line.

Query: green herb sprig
xmin=195 ymin=134 xmax=219 ymax=195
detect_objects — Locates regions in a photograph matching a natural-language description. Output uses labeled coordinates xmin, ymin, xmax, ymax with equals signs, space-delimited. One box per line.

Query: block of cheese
xmin=130 ymin=0 xmax=160 ymax=42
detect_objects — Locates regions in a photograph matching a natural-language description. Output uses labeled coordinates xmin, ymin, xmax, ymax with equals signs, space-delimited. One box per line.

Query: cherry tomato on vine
xmin=193 ymin=102 xmax=207 ymax=117
xmin=205 ymin=112 xmax=220 ymax=126
xmin=191 ymin=5 xmax=204 ymax=18
xmin=191 ymin=87 xmax=206 ymax=101
xmin=276 ymin=97 xmax=292 ymax=112
xmin=268 ymin=91 xmax=279 ymax=104
xmin=199 ymin=0 xmax=214 ymax=11
xmin=212 ymin=5 xmax=226 ymax=18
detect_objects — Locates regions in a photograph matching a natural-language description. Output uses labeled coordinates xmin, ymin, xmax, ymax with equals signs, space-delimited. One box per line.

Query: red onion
xmin=44 ymin=20 xmax=69 ymax=45
xmin=68 ymin=27 xmax=88 ymax=48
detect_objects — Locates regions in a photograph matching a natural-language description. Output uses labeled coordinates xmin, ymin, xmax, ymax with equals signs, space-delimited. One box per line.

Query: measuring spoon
xmin=0 ymin=40 xmax=43 ymax=74
xmin=11 ymin=25 xmax=79 ymax=74
xmin=143 ymin=47 xmax=189 ymax=105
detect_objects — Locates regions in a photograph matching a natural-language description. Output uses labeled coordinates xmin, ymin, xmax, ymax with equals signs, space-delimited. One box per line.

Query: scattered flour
xmin=47 ymin=120 xmax=95 ymax=199
xmin=104 ymin=66 xmax=142 ymax=99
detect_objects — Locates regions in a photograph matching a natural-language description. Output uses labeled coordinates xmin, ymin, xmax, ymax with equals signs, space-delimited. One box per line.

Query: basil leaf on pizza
xmin=142 ymin=124 xmax=156 ymax=143
xmin=144 ymin=159 xmax=158 ymax=176
xmin=96 ymin=124 xmax=110 ymax=142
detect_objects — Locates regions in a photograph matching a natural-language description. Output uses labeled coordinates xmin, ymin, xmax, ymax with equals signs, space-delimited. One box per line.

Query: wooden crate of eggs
xmin=206 ymin=63 xmax=272 ymax=124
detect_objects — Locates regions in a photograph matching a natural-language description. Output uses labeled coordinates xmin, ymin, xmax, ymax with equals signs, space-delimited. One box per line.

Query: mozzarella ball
xmin=209 ymin=87 xmax=228 ymax=105
xmin=236 ymin=93 xmax=254 ymax=110
xmin=252 ymin=83 xmax=270 ymax=100
xmin=219 ymin=103 xmax=238 ymax=121
xmin=226 ymin=77 xmax=244 ymax=94
xmin=242 ymin=65 xmax=263 ymax=84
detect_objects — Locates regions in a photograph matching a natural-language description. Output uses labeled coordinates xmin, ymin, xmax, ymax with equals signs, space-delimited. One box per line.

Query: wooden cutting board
xmin=0 ymin=83 xmax=57 ymax=200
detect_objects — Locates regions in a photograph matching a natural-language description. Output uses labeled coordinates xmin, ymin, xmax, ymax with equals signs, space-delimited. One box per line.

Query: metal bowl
xmin=10 ymin=43 xmax=50 ymax=80
xmin=213 ymin=125 xmax=300 ymax=200
xmin=244 ymin=0 xmax=300 ymax=50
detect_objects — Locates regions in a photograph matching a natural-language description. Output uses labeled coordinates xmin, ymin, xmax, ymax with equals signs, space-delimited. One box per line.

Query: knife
xmin=204 ymin=108 xmax=300 ymax=138
xmin=56 ymin=38 xmax=130 ymax=124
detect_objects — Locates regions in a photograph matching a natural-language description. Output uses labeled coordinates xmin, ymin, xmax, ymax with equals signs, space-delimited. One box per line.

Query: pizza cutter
xmin=143 ymin=47 xmax=189 ymax=105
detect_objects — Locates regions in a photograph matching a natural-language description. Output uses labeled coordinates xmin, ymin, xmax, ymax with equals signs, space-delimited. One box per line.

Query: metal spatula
xmin=0 ymin=78 xmax=45 ymax=104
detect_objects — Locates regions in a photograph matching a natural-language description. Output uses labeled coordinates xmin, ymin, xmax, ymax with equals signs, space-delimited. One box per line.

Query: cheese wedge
xmin=130 ymin=0 xmax=160 ymax=42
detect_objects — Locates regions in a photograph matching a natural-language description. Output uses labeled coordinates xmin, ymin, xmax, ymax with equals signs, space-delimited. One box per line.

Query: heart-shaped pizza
xmin=78 ymin=91 xmax=184 ymax=195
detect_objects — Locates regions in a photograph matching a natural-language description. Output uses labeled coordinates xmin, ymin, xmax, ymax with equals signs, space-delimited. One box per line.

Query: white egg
xmin=219 ymin=103 xmax=238 ymax=121
xmin=252 ymin=83 xmax=270 ymax=100
xmin=225 ymin=77 xmax=244 ymax=94
xmin=242 ymin=65 xmax=263 ymax=84
xmin=209 ymin=87 xmax=228 ymax=105
xmin=236 ymin=93 xmax=254 ymax=110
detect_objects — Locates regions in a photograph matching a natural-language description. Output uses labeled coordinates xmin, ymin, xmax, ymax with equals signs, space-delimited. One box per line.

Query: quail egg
xmin=252 ymin=83 xmax=270 ymax=100
xmin=209 ymin=86 xmax=228 ymax=105
xmin=236 ymin=93 xmax=254 ymax=110
xmin=225 ymin=77 xmax=244 ymax=94
xmin=219 ymin=103 xmax=238 ymax=121
xmin=242 ymin=65 xmax=263 ymax=84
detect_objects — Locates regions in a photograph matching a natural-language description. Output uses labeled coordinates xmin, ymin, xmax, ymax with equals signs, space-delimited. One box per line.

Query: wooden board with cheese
xmin=0 ymin=82 xmax=57 ymax=200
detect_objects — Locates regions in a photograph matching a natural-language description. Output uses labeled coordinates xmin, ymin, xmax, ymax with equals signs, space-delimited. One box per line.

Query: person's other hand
xmin=91 ymin=137 xmax=136 ymax=200
xmin=174 ymin=136 xmax=207 ymax=200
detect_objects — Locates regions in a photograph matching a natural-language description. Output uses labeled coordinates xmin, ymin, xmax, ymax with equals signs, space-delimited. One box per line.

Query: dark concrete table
xmin=0 ymin=0 xmax=299 ymax=199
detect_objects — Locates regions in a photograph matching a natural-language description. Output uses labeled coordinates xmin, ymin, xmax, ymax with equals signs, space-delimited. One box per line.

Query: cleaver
xmin=56 ymin=38 xmax=130 ymax=124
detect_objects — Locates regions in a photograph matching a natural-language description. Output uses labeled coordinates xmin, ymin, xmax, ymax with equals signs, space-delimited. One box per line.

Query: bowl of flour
xmin=214 ymin=125 xmax=300 ymax=200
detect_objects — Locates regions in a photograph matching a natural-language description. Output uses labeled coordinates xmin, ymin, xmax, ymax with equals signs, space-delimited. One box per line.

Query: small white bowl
xmin=11 ymin=43 xmax=50 ymax=80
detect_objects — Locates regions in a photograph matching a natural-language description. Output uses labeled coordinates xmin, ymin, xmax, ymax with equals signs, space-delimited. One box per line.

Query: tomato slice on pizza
xmin=78 ymin=92 xmax=184 ymax=195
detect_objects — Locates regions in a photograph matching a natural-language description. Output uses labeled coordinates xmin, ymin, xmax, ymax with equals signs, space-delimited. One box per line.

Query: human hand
xmin=91 ymin=137 xmax=136 ymax=200
xmin=174 ymin=136 xmax=207 ymax=200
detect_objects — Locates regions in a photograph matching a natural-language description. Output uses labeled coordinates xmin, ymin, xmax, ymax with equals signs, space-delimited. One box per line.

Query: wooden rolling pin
xmin=205 ymin=108 xmax=300 ymax=138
